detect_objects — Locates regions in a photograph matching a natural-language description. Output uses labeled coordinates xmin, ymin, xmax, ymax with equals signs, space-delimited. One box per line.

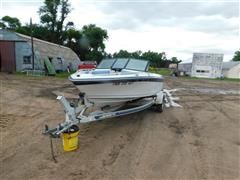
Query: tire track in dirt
xmin=181 ymin=91 xmax=239 ymax=179
xmin=207 ymin=100 xmax=238 ymax=123
xmin=180 ymin=98 xmax=209 ymax=180
xmin=102 ymin=113 xmax=145 ymax=168
xmin=98 ymin=111 xmax=151 ymax=179
xmin=58 ymin=113 xmax=147 ymax=180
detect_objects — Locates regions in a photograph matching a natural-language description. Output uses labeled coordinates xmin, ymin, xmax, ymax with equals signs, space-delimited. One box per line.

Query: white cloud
xmin=0 ymin=1 xmax=41 ymax=24
xmin=105 ymin=25 xmax=238 ymax=60
xmin=67 ymin=1 xmax=107 ymax=28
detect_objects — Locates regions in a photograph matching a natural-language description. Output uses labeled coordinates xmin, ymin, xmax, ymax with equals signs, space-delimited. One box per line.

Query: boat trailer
xmin=43 ymin=89 xmax=180 ymax=138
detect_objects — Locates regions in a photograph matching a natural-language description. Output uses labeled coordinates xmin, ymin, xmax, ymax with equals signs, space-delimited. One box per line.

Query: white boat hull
xmin=76 ymin=81 xmax=163 ymax=107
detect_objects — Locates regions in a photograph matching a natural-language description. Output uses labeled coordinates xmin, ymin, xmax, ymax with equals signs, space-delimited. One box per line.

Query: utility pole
xmin=30 ymin=18 xmax=35 ymax=70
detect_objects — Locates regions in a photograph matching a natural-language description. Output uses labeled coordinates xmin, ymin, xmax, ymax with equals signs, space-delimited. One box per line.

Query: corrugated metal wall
xmin=0 ymin=41 xmax=16 ymax=72
xmin=0 ymin=30 xmax=81 ymax=72
xmin=15 ymin=41 xmax=33 ymax=71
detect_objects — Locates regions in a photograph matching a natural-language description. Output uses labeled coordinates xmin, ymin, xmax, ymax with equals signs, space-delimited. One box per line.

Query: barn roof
xmin=0 ymin=29 xmax=80 ymax=62
xmin=222 ymin=61 xmax=240 ymax=70
xmin=15 ymin=33 xmax=80 ymax=62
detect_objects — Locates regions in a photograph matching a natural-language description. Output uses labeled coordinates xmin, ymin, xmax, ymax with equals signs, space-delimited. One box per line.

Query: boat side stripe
xmin=69 ymin=77 xmax=163 ymax=85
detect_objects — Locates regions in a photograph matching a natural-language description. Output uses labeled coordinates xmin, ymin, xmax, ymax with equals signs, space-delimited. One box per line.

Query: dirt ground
xmin=0 ymin=74 xmax=239 ymax=180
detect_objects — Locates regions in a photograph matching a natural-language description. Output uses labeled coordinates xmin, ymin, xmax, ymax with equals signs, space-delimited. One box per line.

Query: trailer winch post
xmin=57 ymin=96 xmax=76 ymax=123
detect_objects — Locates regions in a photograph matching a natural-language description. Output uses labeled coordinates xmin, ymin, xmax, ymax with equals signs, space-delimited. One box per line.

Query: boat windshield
xmin=112 ymin=58 xmax=129 ymax=69
xmin=97 ymin=59 xmax=116 ymax=69
xmin=125 ymin=59 xmax=149 ymax=71
xmin=97 ymin=59 xmax=149 ymax=71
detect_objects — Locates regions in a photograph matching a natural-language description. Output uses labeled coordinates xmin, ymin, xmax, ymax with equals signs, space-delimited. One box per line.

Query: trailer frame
xmin=43 ymin=91 xmax=166 ymax=138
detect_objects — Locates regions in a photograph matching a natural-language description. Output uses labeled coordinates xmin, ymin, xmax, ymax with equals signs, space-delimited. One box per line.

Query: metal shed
xmin=191 ymin=53 xmax=223 ymax=78
xmin=0 ymin=29 xmax=80 ymax=73
xmin=222 ymin=61 xmax=240 ymax=79
xmin=178 ymin=63 xmax=192 ymax=76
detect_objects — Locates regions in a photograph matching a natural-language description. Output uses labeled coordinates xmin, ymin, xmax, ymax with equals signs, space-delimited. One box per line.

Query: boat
xmin=44 ymin=59 xmax=180 ymax=137
xmin=69 ymin=58 xmax=164 ymax=108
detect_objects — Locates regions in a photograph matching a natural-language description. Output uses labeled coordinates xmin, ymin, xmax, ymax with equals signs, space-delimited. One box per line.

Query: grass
xmin=55 ymin=71 xmax=73 ymax=78
xmin=149 ymin=68 xmax=172 ymax=76
xmin=15 ymin=71 xmax=26 ymax=76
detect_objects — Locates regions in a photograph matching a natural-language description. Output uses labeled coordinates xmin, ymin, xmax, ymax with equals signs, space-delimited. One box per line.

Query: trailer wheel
xmin=155 ymin=103 xmax=163 ymax=113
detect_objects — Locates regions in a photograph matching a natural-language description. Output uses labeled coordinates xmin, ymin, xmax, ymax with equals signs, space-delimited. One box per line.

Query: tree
xmin=16 ymin=24 xmax=50 ymax=40
xmin=0 ymin=16 xmax=21 ymax=30
xmin=232 ymin=50 xmax=240 ymax=61
xmin=113 ymin=50 xmax=131 ymax=58
xmin=82 ymin=24 xmax=108 ymax=52
xmin=80 ymin=24 xmax=108 ymax=62
xmin=64 ymin=28 xmax=82 ymax=56
xmin=142 ymin=51 xmax=163 ymax=67
xmin=170 ymin=57 xmax=182 ymax=69
xmin=111 ymin=50 xmax=169 ymax=68
xmin=39 ymin=0 xmax=71 ymax=44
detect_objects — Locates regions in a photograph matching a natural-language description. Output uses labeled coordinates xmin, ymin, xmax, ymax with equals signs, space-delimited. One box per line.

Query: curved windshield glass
xmin=97 ymin=59 xmax=115 ymax=69
xmin=126 ymin=59 xmax=149 ymax=71
xmin=112 ymin=58 xmax=129 ymax=69
xmin=97 ymin=58 xmax=149 ymax=71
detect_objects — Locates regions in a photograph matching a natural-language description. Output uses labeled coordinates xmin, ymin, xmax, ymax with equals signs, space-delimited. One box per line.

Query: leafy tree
xmin=0 ymin=16 xmax=21 ymax=29
xmin=64 ymin=28 xmax=82 ymax=56
xmin=80 ymin=24 xmax=108 ymax=62
xmin=142 ymin=51 xmax=163 ymax=67
xmin=85 ymin=50 xmax=103 ymax=62
xmin=16 ymin=24 xmax=50 ymax=40
xmin=113 ymin=50 xmax=131 ymax=58
xmin=39 ymin=0 xmax=71 ymax=44
xmin=170 ymin=57 xmax=182 ymax=68
xmin=232 ymin=50 xmax=240 ymax=61
xmin=170 ymin=57 xmax=182 ymax=64
xmin=131 ymin=51 xmax=142 ymax=59
xmin=82 ymin=24 xmax=108 ymax=51
xmin=170 ymin=57 xmax=178 ymax=63
xmin=111 ymin=50 xmax=170 ymax=68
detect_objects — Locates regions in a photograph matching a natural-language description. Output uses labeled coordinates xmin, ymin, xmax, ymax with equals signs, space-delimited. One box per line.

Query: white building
xmin=191 ymin=53 xmax=223 ymax=78
xmin=222 ymin=61 xmax=240 ymax=79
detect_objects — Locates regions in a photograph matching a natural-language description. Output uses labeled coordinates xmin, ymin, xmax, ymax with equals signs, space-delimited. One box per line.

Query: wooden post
xmin=30 ymin=18 xmax=35 ymax=70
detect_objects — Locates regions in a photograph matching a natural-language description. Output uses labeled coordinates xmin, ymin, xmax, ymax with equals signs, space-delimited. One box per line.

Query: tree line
xmin=0 ymin=0 xmax=239 ymax=67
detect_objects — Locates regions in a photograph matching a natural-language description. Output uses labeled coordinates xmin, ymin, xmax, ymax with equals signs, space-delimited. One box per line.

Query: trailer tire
xmin=155 ymin=104 xmax=163 ymax=113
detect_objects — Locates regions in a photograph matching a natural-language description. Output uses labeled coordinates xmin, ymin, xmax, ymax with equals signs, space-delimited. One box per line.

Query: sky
xmin=0 ymin=0 xmax=239 ymax=62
